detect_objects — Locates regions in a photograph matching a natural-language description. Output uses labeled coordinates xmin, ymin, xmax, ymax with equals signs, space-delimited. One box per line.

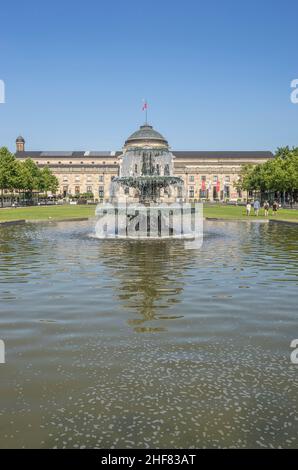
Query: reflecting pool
xmin=0 ymin=220 xmax=297 ymax=448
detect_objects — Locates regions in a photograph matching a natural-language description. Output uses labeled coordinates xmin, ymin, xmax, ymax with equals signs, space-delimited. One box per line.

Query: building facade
xmin=14 ymin=127 xmax=273 ymax=202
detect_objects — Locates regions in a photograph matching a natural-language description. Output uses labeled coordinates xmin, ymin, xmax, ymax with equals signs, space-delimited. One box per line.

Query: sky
xmin=0 ymin=0 xmax=298 ymax=152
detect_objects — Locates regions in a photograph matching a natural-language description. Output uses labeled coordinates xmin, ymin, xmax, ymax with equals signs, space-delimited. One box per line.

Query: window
xmin=99 ymin=175 xmax=104 ymax=182
xmin=63 ymin=175 xmax=68 ymax=182
xmin=156 ymin=164 xmax=160 ymax=175
xmin=201 ymin=175 xmax=206 ymax=181
xmin=75 ymin=176 xmax=80 ymax=182
xmin=87 ymin=186 xmax=92 ymax=193
xmin=189 ymin=186 xmax=195 ymax=198
xmin=213 ymin=175 xmax=218 ymax=182
xmin=189 ymin=175 xmax=194 ymax=182
xmin=225 ymin=175 xmax=230 ymax=182
xmin=99 ymin=186 xmax=104 ymax=198
xmin=75 ymin=186 xmax=80 ymax=194
xmin=87 ymin=176 xmax=92 ymax=182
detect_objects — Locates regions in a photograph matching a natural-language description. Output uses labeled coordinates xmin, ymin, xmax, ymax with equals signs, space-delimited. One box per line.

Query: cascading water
xmin=110 ymin=124 xmax=184 ymax=204
xmin=94 ymin=123 xmax=198 ymax=240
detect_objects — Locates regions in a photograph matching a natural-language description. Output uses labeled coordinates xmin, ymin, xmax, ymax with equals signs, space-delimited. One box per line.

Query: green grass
xmin=203 ymin=204 xmax=298 ymax=221
xmin=0 ymin=204 xmax=95 ymax=221
xmin=0 ymin=203 xmax=298 ymax=222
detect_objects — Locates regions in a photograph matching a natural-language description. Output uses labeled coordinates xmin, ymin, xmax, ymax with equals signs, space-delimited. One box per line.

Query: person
xmin=246 ymin=201 xmax=252 ymax=216
xmin=253 ymin=199 xmax=260 ymax=216
xmin=272 ymin=200 xmax=278 ymax=215
xmin=263 ymin=200 xmax=269 ymax=217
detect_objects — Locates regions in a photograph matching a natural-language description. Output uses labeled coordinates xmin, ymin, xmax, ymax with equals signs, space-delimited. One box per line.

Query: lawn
xmin=203 ymin=204 xmax=298 ymax=221
xmin=0 ymin=203 xmax=298 ymax=222
xmin=0 ymin=204 xmax=95 ymax=221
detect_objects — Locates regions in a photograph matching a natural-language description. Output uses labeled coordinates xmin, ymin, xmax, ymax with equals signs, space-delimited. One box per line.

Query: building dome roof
xmin=124 ymin=124 xmax=168 ymax=148
xmin=16 ymin=135 xmax=25 ymax=142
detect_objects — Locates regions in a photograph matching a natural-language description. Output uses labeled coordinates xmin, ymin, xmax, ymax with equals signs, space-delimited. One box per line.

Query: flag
xmin=142 ymin=100 xmax=148 ymax=111
xmin=201 ymin=180 xmax=206 ymax=191
xmin=216 ymin=181 xmax=220 ymax=193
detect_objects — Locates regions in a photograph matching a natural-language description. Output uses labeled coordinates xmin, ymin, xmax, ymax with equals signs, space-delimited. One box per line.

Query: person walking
xmin=253 ymin=199 xmax=260 ymax=216
xmin=246 ymin=201 xmax=252 ymax=216
xmin=263 ymin=200 xmax=269 ymax=217
xmin=272 ymin=200 xmax=278 ymax=215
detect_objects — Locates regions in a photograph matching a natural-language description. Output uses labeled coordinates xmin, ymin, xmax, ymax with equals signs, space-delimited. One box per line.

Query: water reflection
xmin=95 ymin=240 xmax=193 ymax=332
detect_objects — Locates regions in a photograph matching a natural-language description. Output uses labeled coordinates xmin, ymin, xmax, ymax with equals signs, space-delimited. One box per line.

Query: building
xmin=15 ymin=126 xmax=273 ymax=202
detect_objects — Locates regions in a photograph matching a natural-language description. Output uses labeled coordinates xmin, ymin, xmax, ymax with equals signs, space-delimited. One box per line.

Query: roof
xmin=172 ymin=151 xmax=274 ymax=159
xmin=15 ymin=150 xmax=274 ymax=160
xmin=125 ymin=124 xmax=168 ymax=146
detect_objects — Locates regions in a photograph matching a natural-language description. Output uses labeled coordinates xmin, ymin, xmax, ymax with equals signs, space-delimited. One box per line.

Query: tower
xmin=16 ymin=135 xmax=25 ymax=152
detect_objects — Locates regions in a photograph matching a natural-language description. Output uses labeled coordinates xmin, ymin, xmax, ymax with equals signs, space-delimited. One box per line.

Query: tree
xmin=0 ymin=147 xmax=18 ymax=207
xmin=40 ymin=166 xmax=59 ymax=196
xmin=18 ymin=158 xmax=41 ymax=199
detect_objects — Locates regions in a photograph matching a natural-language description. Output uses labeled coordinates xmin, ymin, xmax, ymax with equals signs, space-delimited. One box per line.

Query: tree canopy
xmin=235 ymin=147 xmax=298 ymax=201
xmin=0 ymin=147 xmax=59 ymax=205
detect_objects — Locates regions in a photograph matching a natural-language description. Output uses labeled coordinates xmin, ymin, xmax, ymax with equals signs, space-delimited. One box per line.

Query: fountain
xmin=111 ymin=123 xmax=184 ymax=204
xmin=95 ymin=123 xmax=201 ymax=240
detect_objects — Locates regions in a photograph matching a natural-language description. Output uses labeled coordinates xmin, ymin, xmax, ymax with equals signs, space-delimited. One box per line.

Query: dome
xmin=16 ymin=135 xmax=25 ymax=143
xmin=124 ymin=124 xmax=168 ymax=148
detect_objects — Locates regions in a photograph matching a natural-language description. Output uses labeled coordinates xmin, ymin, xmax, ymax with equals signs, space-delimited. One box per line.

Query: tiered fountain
xmin=95 ymin=123 xmax=190 ymax=239
xmin=111 ymin=123 xmax=184 ymax=204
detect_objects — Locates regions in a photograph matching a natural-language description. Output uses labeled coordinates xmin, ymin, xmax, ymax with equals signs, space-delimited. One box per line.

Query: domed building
xmin=14 ymin=123 xmax=274 ymax=201
xmin=124 ymin=124 xmax=169 ymax=149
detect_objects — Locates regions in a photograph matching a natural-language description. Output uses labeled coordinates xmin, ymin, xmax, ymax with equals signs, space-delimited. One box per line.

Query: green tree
xmin=0 ymin=147 xmax=18 ymax=207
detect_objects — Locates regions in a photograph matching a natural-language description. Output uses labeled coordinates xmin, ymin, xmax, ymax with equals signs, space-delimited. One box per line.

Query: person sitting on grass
xmin=263 ymin=200 xmax=269 ymax=217
xmin=246 ymin=201 xmax=252 ymax=216
xmin=253 ymin=199 xmax=260 ymax=216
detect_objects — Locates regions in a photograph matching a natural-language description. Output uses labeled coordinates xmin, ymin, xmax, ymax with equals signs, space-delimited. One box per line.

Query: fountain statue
xmin=110 ymin=123 xmax=184 ymax=204
xmin=95 ymin=123 xmax=201 ymax=240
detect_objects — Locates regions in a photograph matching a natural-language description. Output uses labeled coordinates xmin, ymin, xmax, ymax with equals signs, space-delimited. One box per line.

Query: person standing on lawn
xmin=272 ymin=200 xmax=278 ymax=215
xmin=246 ymin=201 xmax=252 ymax=216
xmin=264 ymin=201 xmax=269 ymax=217
xmin=253 ymin=199 xmax=260 ymax=216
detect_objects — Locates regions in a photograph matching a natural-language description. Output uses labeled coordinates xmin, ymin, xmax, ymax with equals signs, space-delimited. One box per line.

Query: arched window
xmin=135 ymin=164 xmax=138 ymax=174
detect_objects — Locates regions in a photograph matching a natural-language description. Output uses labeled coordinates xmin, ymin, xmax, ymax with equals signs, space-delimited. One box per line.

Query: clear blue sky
xmin=0 ymin=0 xmax=298 ymax=152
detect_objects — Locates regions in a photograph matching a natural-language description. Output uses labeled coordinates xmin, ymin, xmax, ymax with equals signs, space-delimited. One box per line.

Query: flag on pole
xmin=142 ymin=100 xmax=148 ymax=111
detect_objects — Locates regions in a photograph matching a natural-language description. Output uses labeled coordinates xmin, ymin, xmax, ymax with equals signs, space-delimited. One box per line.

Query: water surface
xmin=0 ymin=220 xmax=297 ymax=448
